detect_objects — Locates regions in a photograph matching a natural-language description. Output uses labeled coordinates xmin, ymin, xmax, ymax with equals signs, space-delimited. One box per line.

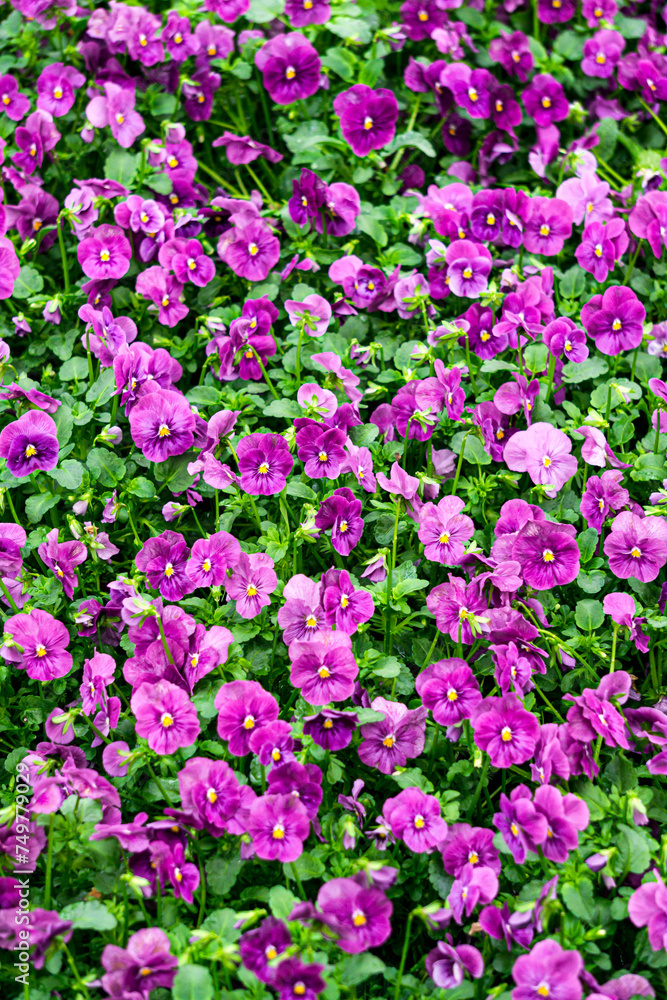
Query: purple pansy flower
xmin=0 ymin=409 xmax=59 ymax=477
xmin=333 ymin=85 xmax=399 ymax=157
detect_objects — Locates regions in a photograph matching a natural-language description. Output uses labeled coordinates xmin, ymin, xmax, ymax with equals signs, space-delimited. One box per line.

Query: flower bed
xmin=1 ymin=0 xmax=667 ymax=998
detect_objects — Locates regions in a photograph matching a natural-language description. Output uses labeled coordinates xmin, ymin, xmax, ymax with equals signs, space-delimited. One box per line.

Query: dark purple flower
xmin=358 ymin=697 xmax=427 ymax=774
xmin=247 ymin=792 xmax=311 ymax=861
xmin=131 ymin=680 xmax=200 ymax=754
xmin=383 ymin=787 xmax=447 ymax=853
xmin=0 ymin=409 xmax=59 ymax=477
xmin=128 ymin=390 xmax=196 ymax=462
xmin=37 ymin=527 xmax=87 ymax=600
xmin=215 ymin=680 xmax=279 ymax=756
xmin=226 ymin=552 xmax=278 ymax=618
xmin=255 ymin=32 xmax=321 ymax=105
xmin=472 ymin=694 xmax=540 ymax=768
xmin=323 ymin=570 xmax=374 ymax=633
xmin=512 ymin=521 xmax=580 ymax=590
xmin=213 ymin=131 xmax=283 ymax=165
xmin=333 ymin=85 xmax=398 ymax=157
xmin=426 ymin=937 xmax=484 ymax=989
xmin=511 ymin=939 xmax=583 ymax=1000
xmin=317 ymin=876 xmax=392 ymax=953
xmin=580 ymin=470 xmax=629 ymax=533
xmin=239 ymin=917 xmax=292 ymax=983
xmin=101 ymin=928 xmax=177 ymax=996
xmin=493 ymin=784 xmax=548 ymax=864
xmin=581 ymin=285 xmax=645 ymax=356
xmin=416 ymin=658 xmax=481 ymax=726
xmin=223 ymin=221 xmax=281 ymax=282
xmin=237 ymin=433 xmax=294 ymax=495
xmin=186 ymin=531 xmax=241 ymax=588
xmin=304 ymin=709 xmax=357 ymax=750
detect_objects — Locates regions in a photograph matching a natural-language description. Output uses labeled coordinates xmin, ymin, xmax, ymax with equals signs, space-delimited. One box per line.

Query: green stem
xmin=44 ymin=812 xmax=55 ymax=909
xmin=295 ymin=323 xmax=305 ymax=387
xmin=544 ymin=352 xmax=556 ymax=404
xmin=196 ymin=851 xmax=206 ymax=928
xmin=0 ymin=577 xmax=19 ymax=613
xmin=245 ymin=163 xmax=276 ymax=208
xmin=467 ymin=754 xmax=489 ymax=821
xmin=196 ymin=159 xmax=246 ymax=198
xmin=56 ymin=217 xmax=70 ymax=295
xmin=251 ymin=347 xmax=280 ymax=400
xmin=639 ymin=98 xmax=667 ymax=137
xmin=464 ymin=331 xmax=477 ymax=395
xmin=394 ymin=911 xmax=415 ymax=1000
xmin=156 ymin=616 xmax=174 ymax=665
xmin=655 ymin=405 xmax=662 ymax=455
xmin=61 ymin=942 xmax=91 ymax=998
xmin=290 ymin=861 xmax=306 ymax=900
xmin=384 ymin=499 xmax=402 ymax=656
xmin=610 ymin=623 xmax=619 ymax=673
xmin=533 ymin=683 xmax=565 ymax=723
xmin=215 ymin=490 xmax=220 ymax=533
xmin=421 ymin=631 xmax=439 ymax=670
xmin=623 ymin=240 xmax=642 ymax=286
xmin=86 ymin=326 xmax=95 ymax=384
xmin=451 ymin=430 xmax=474 ymax=495
xmin=125 ymin=506 xmax=141 ymax=547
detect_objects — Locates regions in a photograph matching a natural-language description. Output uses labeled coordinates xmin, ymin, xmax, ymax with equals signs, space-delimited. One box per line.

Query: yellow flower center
xmin=539 ymin=224 xmax=550 ymax=236
xmin=414 ymin=814 xmax=425 ymax=828
xmin=439 ymin=532 xmax=450 ymax=544
xmin=285 ymin=66 xmax=296 ymax=79
xmin=341 ymin=595 xmax=349 ymax=608
xmin=352 ymin=910 xmax=367 ymax=926
xmin=294 ymin=985 xmax=306 ymax=997
xmin=272 ymin=824 xmax=285 ymax=839
xmin=158 ymin=423 xmax=170 ymax=437
xmin=100 ymin=249 xmax=110 ymax=261
xmin=501 ymin=726 xmax=512 ymax=742
xmin=510 ymin=823 xmax=519 ymax=836
xmin=248 ymin=242 xmax=259 ymax=256
xmin=115 ymin=113 xmax=124 ymax=124
xmin=161 ymin=296 xmax=170 ymax=307
xmin=318 ymin=451 xmax=328 ymax=463
xmin=266 ymin=947 xmax=278 ymax=960
xmin=168 ymin=156 xmax=178 ymax=167
xmin=202 ymin=559 xmax=211 ymax=572
xmin=463 ymin=267 xmax=472 ymax=279
xmin=543 ymin=549 xmax=555 ymax=563
xmin=247 ymin=584 xmax=258 ymax=597
xmin=468 ymin=87 xmax=478 ymax=102
xmin=469 ymin=851 xmax=478 ymax=864
xmin=543 ymin=456 xmax=551 ymax=467
xmin=35 ymin=643 xmax=47 ymax=658
xmin=594 ymin=244 xmax=603 ymax=258
xmin=306 ymin=615 xmax=317 ymax=627
xmin=323 ymin=719 xmax=333 ymax=729
xmin=447 ymin=688 xmax=458 ymax=701
xmin=383 ymin=734 xmax=394 ymax=747
xmin=207 ymin=788 xmax=217 ymax=803
xmin=612 ymin=318 xmax=621 ymax=330
xmin=25 ymin=444 xmax=37 ymax=458
xmin=164 ymin=563 xmax=174 ymax=577
xmin=258 ymin=462 xmax=269 ymax=474
xmin=631 ymin=547 xmax=642 ymax=558
xmin=244 ymin=715 xmax=255 ymax=729
xmin=542 ymin=97 xmax=551 ymax=109
xmin=486 ymin=213 xmax=496 ymax=225
xmin=319 ymin=666 xmax=330 ymax=679
xmin=161 ymin=712 xmax=174 ymax=727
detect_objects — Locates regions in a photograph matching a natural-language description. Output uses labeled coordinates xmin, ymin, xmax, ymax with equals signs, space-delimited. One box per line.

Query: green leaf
xmin=126 ymin=477 xmax=156 ymax=499
xmin=53 ymin=404 xmax=73 ymax=447
xmin=577 ymin=528 xmax=599 ymax=565
xmin=590 ymin=378 xmax=642 ymax=410
xmin=561 ymin=356 xmax=609 ymax=383
xmin=632 ymin=452 xmax=667 ymax=483
xmin=25 ymin=492 xmax=60 ymax=524
xmin=50 ymin=460 xmax=85 ymax=490
xmin=576 ymin=569 xmax=606 ymax=593
xmin=60 ymin=900 xmax=117 ymax=930
xmin=340 ymin=954 xmax=386 ymax=987
xmin=87 ymin=447 xmax=126 ymax=487
xmin=428 ymin=856 xmax=452 ymax=897
xmin=391 ymin=767 xmax=434 ymax=792
xmin=144 ymin=172 xmax=172 ymax=195
xmin=393 ymin=577 xmax=428 ymax=598
xmin=85 ymin=368 xmax=116 ymax=407
xmin=449 ymin=431 xmax=492 ymax=466
xmin=185 ymin=386 xmax=221 ymax=407
xmin=151 ymin=92 xmax=177 ymax=116
xmin=384 ymin=130 xmax=436 ymax=158
xmin=356 ymin=214 xmax=388 ymax=247
xmin=554 ymin=30 xmax=584 ymax=59
xmin=615 ymin=13 xmax=647 ymax=38
xmin=284 ymin=851 xmax=325 ymax=881
xmin=104 ymin=149 xmax=140 ymax=187
xmin=349 ymin=423 xmax=379 ymax=447
xmin=575 ymin=599 xmax=604 ymax=631
xmin=263 ymin=398 xmax=301 ymax=418
xmin=201 ymin=908 xmax=240 ymax=943
xmin=617 ymin=824 xmax=651 ymax=874
xmin=321 ymin=46 xmax=357 ymax=80
xmin=172 ymin=965 xmax=214 ymax=1000
xmin=559 ymin=265 xmax=587 ymax=299
xmin=327 ymin=15 xmax=374 ymax=43
xmin=59 ymin=357 xmax=89 ymax=382
xmin=12 ymin=265 xmax=44 ymax=300
xmin=247 ymin=0 xmax=284 ymax=19
xmin=562 ymin=881 xmax=596 ymax=922
xmin=597 ymin=116 xmax=620 ymax=160
xmin=269 ymin=885 xmax=300 ymax=921
xmin=372 ymin=656 xmax=402 ymax=678
xmin=206 ymin=855 xmax=243 ymax=897
xmin=286 ymin=481 xmax=317 ymax=501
